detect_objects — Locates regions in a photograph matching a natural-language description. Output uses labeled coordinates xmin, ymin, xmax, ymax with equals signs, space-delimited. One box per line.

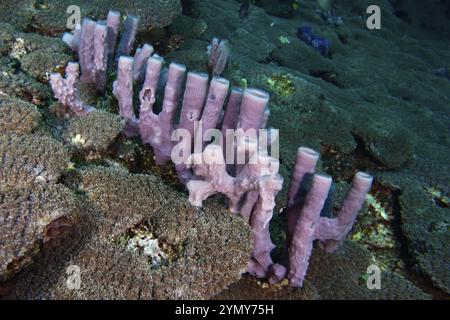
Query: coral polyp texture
xmin=62 ymin=110 xmax=124 ymax=154
xmin=0 ymin=184 xmax=79 ymax=282
xmin=0 ymin=96 xmax=41 ymax=134
xmin=0 ymin=133 xmax=70 ymax=191
xmin=6 ymin=167 xmax=252 ymax=299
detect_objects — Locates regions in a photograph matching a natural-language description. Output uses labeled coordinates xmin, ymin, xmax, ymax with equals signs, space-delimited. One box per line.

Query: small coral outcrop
xmin=7 ymin=167 xmax=253 ymax=299
xmin=0 ymin=183 xmax=79 ymax=282
xmin=0 ymin=96 xmax=41 ymax=134
xmin=62 ymin=110 xmax=124 ymax=155
xmin=0 ymin=134 xmax=70 ymax=190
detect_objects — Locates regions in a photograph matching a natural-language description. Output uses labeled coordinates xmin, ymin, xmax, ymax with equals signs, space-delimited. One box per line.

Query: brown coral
xmin=0 ymin=183 xmax=79 ymax=282
xmin=62 ymin=110 xmax=124 ymax=155
xmin=0 ymin=133 xmax=70 ymax=191
xmin=0 ymin=96 xmax=41 ymax=134
xmin=8 ymin=166 xmax=253 ymax=299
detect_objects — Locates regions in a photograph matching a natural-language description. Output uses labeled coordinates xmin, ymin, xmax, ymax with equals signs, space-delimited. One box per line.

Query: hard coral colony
xmin=50 ymin=10 xmax=372 ymax=289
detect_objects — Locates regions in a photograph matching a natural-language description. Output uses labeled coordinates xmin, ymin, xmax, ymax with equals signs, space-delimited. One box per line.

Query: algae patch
xmin=266 ymin=74 xmax=296 ymax=97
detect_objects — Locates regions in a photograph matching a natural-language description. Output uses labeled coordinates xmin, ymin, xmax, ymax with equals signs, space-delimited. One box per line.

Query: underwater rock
xmin=0 ymin=1 xmax=35 ymax=31
xmin=375 ymin=150 xmax=450 ymax=297
xmin=62 ymin=110 xmax=124 ymax=155
xmin=168 ymin=15 xmax=207 ymax=39
xmin=0 ymin=133 xmax=71 ymax=191
xmin=0 ymin=24 xmax=68 ymax=98
xmin=7 ymin=166 xmax=252 ymax=299
xmin=11 ymin=32 xmax=68 ymax=56
xmin=213 ymin=275 xmax=320 ymax=300
xmin=195 ymin=0 xmax=278 ymax=64
xmin=316 ymin=10 xmax=343 ymax=27
xmin=0 ymin=23 xmax=17 ymax=56
xmin=435 ymin=67 xmax=450 ymax=81
xmin=0 ymin=184 xmax=79 ymax=283
xmin=0 ymin=96 xmax=41 ymax=134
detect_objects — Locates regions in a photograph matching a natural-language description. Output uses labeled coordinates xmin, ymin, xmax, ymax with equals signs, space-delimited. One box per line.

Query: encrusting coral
xmin=6 ymin=166 xmax=253 ymax=299
xmin=0 ymin=133 xmax=71 ymax=191
xmin=62 ymin=110 xmax=124 ymax=154
xmin=0 ymin=184 xmax=79 ymax=283
xmin=0 ymin=96 xmax=41 ymax=134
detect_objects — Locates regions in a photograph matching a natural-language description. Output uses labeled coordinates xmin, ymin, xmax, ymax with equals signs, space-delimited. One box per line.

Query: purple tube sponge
xmin=270 ymin=147 xmax=373 ymax=287
xmin=186 ymin=143 xmax=283 ymax=278
xmin=286 ymin=147 xmax=319 ymax=244
xmin=221 ymin=88 xmax=243 ymax=135
xmin=175 ymin=72 xmax=209 ymax=182
xmin=237 ymin=89 xmax=269 ymax=132
xmin=247 ymin=157 xmax=283 ymax=278
xmin=49 ymin=62 xmax=94 ymax=116
xmin=195 ymin=77 xmax=230 ymax=149
xmin=113 ymin=55 xmax=187 ymax=165
xmin=93 ymin=23 xmax=108 ymax=92
xmin=113 ymin=56 xmax=138 ymax=136
xmin=314 ymin=172 xmax=374 ymax=252
xmin=133 ymin=44 xmax=154 ymax=83
xmin=116 ymin=15 xmax=140 ymax=62
xmin=207 ymin=38 xmax=230 ymax=77
xmin=62 ymin=24 xmax=81 ymax=52
xmin=61 ymin=11 xmax=141 ymax=93
xmin=287 ymin=173 xmax=333 ymax=287
xmin=139 ymin=58 xmax=187 ymax=165
xmin=106 ymin=10 xmax=121 ymax=65
xmin=78 ymin=18 xmax=97 ymax=84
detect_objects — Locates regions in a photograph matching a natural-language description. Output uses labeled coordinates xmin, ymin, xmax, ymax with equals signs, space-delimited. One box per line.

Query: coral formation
xmin=0 ymin=96 xmax=41 ymax=134
xmin=0 ymin=133 xmax=70 ymax=191
xmin=0 ymin=184 xmax=78 ymax=282
xmin=6 ymin=166 xmax=253 ymax=299
xmin=306 ymin=242 xmax=431 ymax=299
xmin=62 ymin=110 xmax=124 ymax=154
xmin=0 ymin=0 xmax=181 ymax=36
